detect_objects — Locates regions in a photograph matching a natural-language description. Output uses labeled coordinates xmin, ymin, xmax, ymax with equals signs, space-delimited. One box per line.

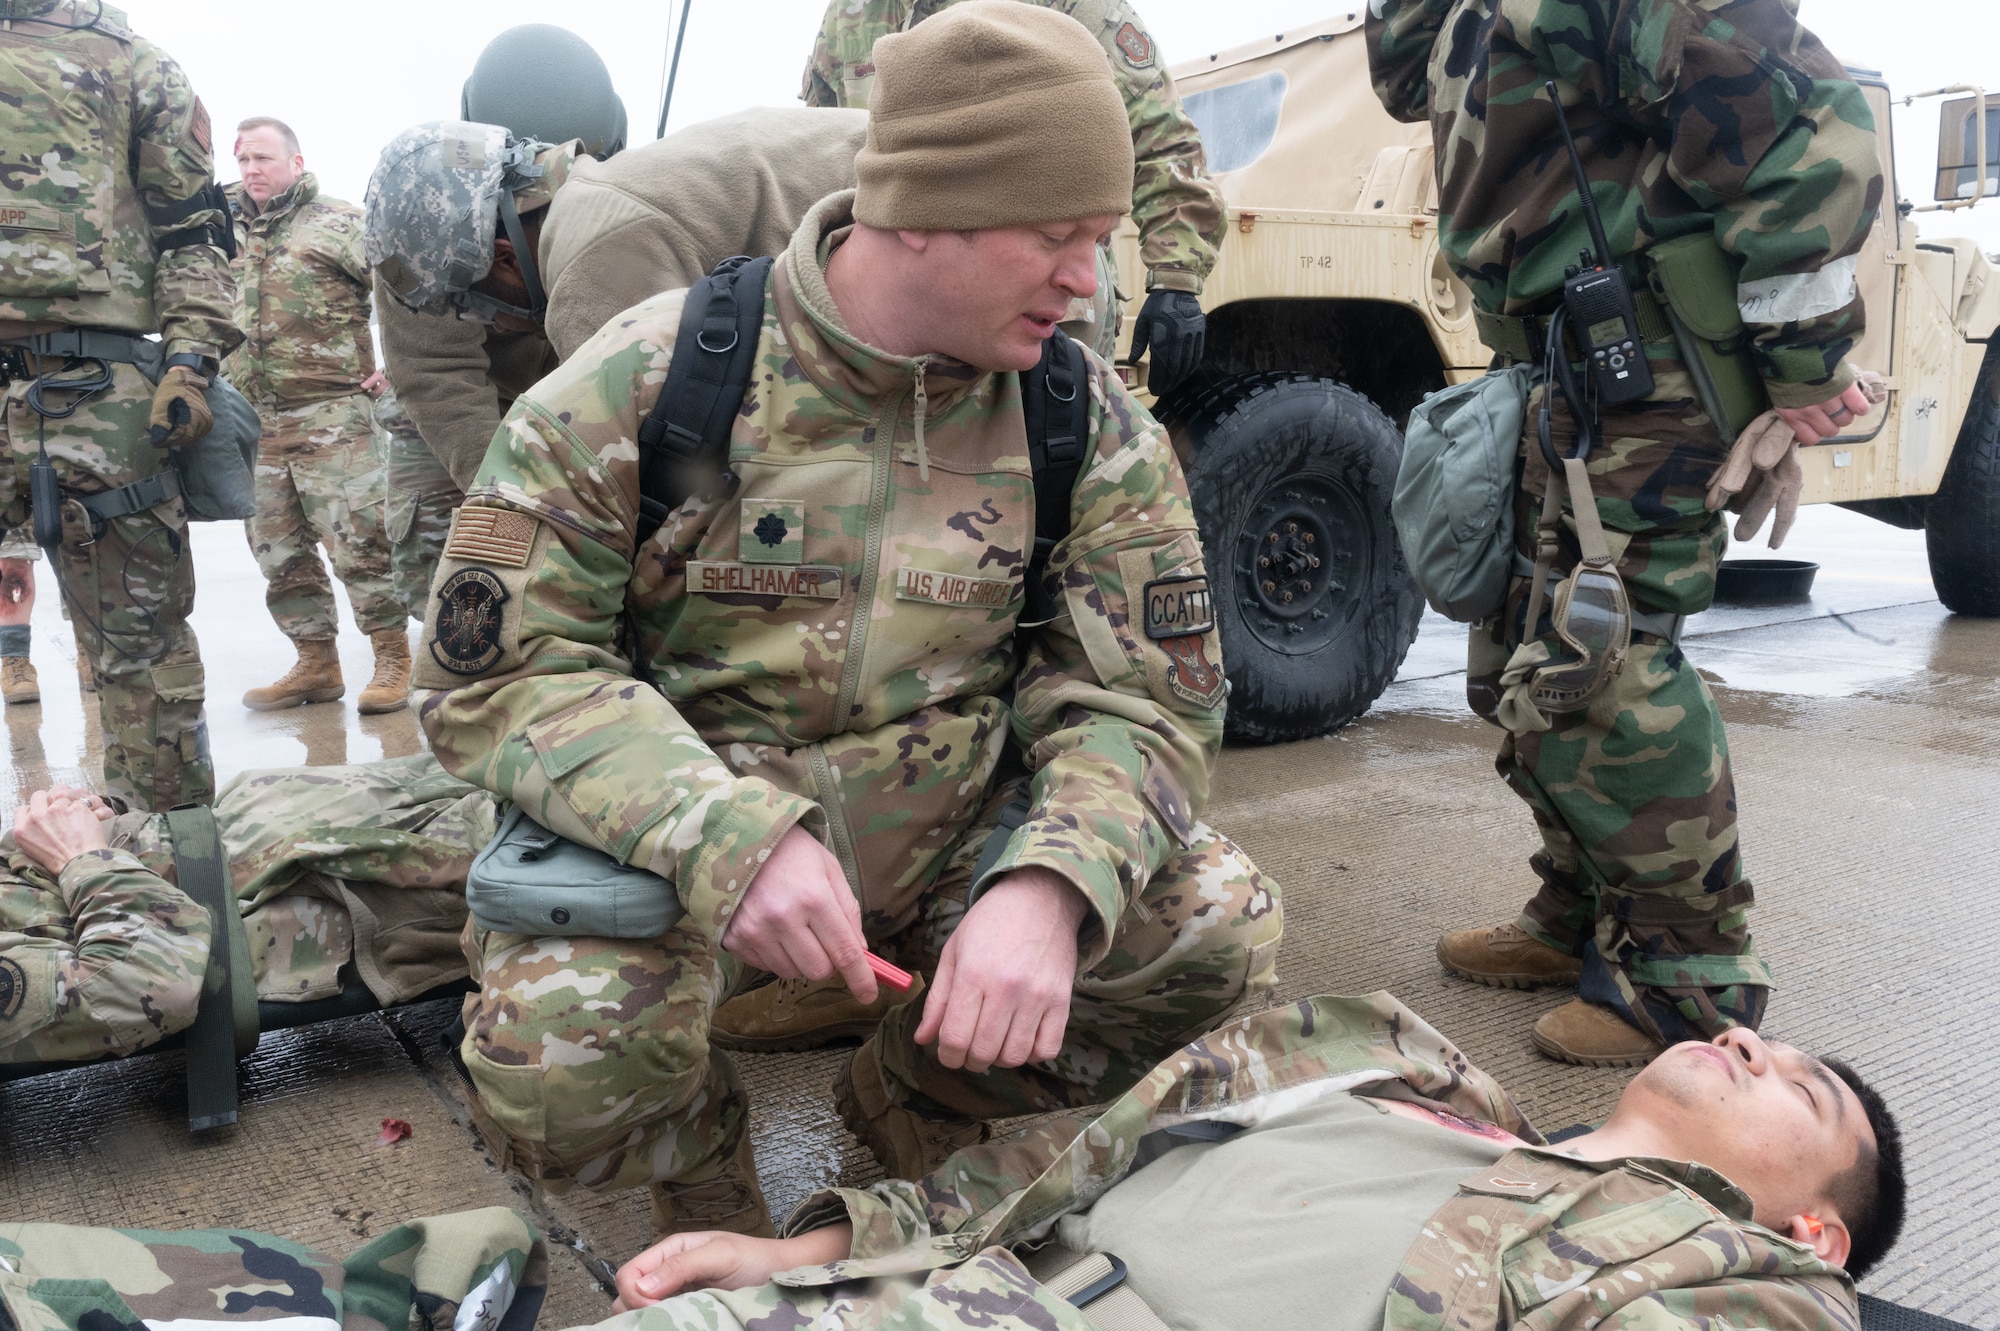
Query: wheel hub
xmin=1234 ymin=476 xmax=1368 ymax=654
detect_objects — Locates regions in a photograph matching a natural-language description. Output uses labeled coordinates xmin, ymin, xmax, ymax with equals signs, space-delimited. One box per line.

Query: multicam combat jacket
xmin=416 ymin=190 xmax=1226 ymax=961
xmin=224 ymin=173 xmax=375 ymax=409
xmin=0 ymin=755 xmax=490 ymax=1065
xmin=1365 ymin=0 xmax=1882 ymax=405
xmin=0 ymin=0 xmax=239 ymax=361
xmin=621 ymin=993 xmax=1857 ymax=1331
xmin=800 ymin=0 xmax=1227 ymax=294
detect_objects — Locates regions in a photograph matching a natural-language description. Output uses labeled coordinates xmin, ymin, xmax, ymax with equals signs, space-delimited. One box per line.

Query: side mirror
xmin=1934 ymin=93 xmax=1998 ymax=205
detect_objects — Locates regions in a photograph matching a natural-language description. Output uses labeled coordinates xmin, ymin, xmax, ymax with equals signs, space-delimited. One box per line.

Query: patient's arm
xmin=1 ymin=790 xmax=212 ymax=1064
xmin=613 ymin=1224 xmax=854 ymax=1311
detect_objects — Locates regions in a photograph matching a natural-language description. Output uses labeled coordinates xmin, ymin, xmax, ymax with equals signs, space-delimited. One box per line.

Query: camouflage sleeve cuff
xmin=161 ymin=340 xmax=224 ymax=364
xmin=975 ymin=826 xmax=1158 ymax=971
xmin=779 ymin=1182 xmax=932 ymax=1256
xmin=1145 ymin=268 xmax=1204 ymax=295
xmin=56 ymin=847 xmax=157 ymax=912
xmin=1761 ymin=358 xmax=1858 ymax=409
xmin=640 ymin=781 xmax=822 ymax=953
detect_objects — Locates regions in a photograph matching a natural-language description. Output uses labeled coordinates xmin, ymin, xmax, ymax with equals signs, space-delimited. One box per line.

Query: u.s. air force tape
xmin=1142 ymin=573 xmax=1215 ymax=640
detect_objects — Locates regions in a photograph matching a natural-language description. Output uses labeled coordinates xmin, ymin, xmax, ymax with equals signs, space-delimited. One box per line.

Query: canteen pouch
xmin=126 ymin=339 xmax=261 ymax=521
xmin=467 ymin=802 xmax=685 ymax=938
xmin=1392 ymin=363 xmax=1533 ymax=622
xmin=1644 ymin=233 xmax=1771 ymax=441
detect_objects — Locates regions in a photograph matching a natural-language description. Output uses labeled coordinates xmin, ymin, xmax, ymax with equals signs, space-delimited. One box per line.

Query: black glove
xmin=1128 ymin=288 xmax=1206 ymax=393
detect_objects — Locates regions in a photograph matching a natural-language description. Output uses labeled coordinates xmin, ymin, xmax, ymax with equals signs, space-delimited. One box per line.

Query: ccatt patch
xmin=1144 ymin=574 xmax=1223 ymax=708
xmin=0 ymin=956 xmax=24 ymax=1021
xmin=429 ymin=568 xmax=511 ymax=676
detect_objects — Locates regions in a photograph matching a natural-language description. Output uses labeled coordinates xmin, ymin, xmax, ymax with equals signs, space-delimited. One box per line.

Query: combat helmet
xmin=364 ymin=120 xmax=551 ymax=323
xmin=461 ymin=25 xmax=628 ymax=159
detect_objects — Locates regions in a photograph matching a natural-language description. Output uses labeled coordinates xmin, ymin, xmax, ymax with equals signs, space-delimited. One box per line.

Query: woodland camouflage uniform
xmin=0 ymin=0 xmax=239 ymax=810
xmin=0 ymin=754 xmax=488 ymax=1064
xmin=614 ymin=993 xmax=1863 ymax=1331
xmin=414 ymin=191 xmax=1281 ymax=1194
xmin=225 ymin=175 xmax=402 ymax=643
xmin=1366 ymin=0 xmax=1883 ymax=1045
xmin=371 ymin=385 xmax=457 ymax=619
xmin=800 ymin=0 xmax=1227 ymax=355
xmin=0 ymin=1208 xmax=545 ymax=1331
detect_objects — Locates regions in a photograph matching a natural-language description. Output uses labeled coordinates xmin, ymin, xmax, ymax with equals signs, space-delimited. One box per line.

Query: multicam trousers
xmin=247 ymin=393 xmax=404 ymax=641
xmin=1467 ymin=359 xmax=1770 ymax=1046
xmin=374 ymin=389 xmax=459 ymax=620
xmin=0 ymin=354 xmax=212 ymax=809
xmin=456 ymin=778 xmax=1282 ymax=1192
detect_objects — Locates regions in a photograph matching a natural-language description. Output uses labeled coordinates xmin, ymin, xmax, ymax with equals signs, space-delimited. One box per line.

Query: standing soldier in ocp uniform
xmin=226 ymin=117 xmax=410 ymax=714
xmin=1367 ymin=0 xmax=1882 ymax=1063
xmin=800 ymin=0 xmax=1225 ymax=387
xmin=0 ymin=0 xmax=239 ymax=811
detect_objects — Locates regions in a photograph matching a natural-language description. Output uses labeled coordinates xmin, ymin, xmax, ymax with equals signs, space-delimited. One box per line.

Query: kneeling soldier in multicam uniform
xmin=414 ymin=0 xmax=1282 ymax=1241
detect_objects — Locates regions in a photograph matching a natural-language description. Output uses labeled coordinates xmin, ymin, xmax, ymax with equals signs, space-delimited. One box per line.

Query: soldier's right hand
xmin=12 ymin=787 xmax=112 ymax=876
xmin=147 ymin=364 xmax=214 ymax=447
xmin=721 ymin=825 xmax=878 ymax=1004
xmin=1774 ymin=381 xmax=1872 ymax=448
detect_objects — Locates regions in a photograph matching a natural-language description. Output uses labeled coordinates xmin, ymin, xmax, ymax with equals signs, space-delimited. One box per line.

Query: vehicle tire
xmin=1168 ymin=373 xmax=1423 ymax=744
xmin=1926 ymin=343 xmax=2000 ymax=616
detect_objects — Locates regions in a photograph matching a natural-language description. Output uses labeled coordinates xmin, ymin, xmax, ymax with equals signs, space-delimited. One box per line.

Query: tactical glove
xmin=1707 ymin=411 xmax=1801 ymax=547
xmin=1128 ymin=289 xmax=1205 ymax=393
xmin=148 ymin=364 xmax=213 ymax=448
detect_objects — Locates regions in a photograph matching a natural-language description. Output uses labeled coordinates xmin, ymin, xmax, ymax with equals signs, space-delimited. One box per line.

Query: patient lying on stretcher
xmin=606 ymin=993 xmax=1905 ymax=1331
xmin=0 ymin=756 xmax=487 ymax=1064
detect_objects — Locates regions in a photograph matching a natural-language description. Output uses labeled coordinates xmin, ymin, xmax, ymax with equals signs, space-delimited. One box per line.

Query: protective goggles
xmin=1526 ymin=560 xmax=1631 ymax=714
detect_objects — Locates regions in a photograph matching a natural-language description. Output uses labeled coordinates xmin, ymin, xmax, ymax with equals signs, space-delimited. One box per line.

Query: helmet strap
xmin=496 ymin=189 xmax=548 ymax=324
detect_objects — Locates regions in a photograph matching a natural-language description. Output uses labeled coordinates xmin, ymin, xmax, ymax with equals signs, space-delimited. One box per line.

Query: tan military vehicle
xmin=1113 ymin=13 xmax=2000 ymax=743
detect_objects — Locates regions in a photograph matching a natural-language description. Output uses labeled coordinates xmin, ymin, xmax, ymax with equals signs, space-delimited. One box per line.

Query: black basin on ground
xmin=1716 ymin=558 xmax=1818 ymax=602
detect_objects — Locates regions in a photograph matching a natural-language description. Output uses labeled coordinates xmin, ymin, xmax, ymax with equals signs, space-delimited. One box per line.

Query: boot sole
xmin=1531 ymin=1027 xmax=1662 ymax=1068
xmin=243 ymin=687 xmax=345 ymax=712
xmin=355 ymin=696 xmax=410 ymax=715
xmin=711 ymin=1018 xmax=883 ymax=1053
xmin=4 ymin=693 xmax=40 ymax=706
xmin=1438 ymin=954 xmax=1583 ymax=990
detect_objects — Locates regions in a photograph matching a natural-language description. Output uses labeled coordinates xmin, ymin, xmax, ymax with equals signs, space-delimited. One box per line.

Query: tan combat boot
xmin=1532 ymin=999 xmax=1666 ymax=1068
xmin=1436 ymin=922 xmax=1584 ymax=989
xmin=2 ymin=657 xmax=39 ymax=705
xmin=357 ymin=628 xmax=412 ymax=714
xmin=242 ymin=639 xmax=344 ymax=710
xmin=75 ymin=653 xmax=97 ymax=694
xmin=712 ymin=972 xmax=924 ymax=1053
xmin=647 ymin=1119 xmax=774 ymax=1239
xmin=836 ymin=1037 xmax=988 ymax=1180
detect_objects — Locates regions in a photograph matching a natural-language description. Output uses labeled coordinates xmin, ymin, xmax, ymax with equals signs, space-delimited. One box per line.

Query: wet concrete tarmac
xmin=1 ymin=505 xmax=1995 ymax=1325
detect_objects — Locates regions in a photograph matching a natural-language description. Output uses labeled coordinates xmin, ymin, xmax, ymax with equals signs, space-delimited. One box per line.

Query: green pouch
xmin=1392 ymin=364 xmax=1534 ymax=622
xmin=123 ymin=339 xmax=260 ymax=522
xmin=466 ymin=803 xmax=685 ymax=938
xmin=1644 ymin=234 xmax=1771 ymax=440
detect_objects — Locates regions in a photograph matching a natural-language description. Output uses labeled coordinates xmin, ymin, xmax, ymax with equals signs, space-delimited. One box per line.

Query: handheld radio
xmin=1546 ymin=82 xmax=1654 ymax=405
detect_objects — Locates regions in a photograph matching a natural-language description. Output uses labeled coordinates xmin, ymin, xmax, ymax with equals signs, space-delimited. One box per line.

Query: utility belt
xmin=1473 ymin=234 xmax=1772 ymax=443
xmin=2 ymin=325 xmax=261 ymax=529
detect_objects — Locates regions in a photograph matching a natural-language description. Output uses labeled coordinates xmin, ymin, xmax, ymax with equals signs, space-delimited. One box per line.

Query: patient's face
xmin=1628 ymin=1027 xmax=1871 ymax=1226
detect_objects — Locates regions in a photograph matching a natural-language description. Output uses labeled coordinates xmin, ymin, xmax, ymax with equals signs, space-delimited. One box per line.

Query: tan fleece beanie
xmin=852 ymin=0 xmax=1134 ymax=231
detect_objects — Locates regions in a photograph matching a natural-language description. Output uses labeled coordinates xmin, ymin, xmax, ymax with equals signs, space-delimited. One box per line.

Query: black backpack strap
xmin=634 ymin=254 xmax=775 ymax=548
xmin=1022 ymin=327 xmax=1091 ymax=623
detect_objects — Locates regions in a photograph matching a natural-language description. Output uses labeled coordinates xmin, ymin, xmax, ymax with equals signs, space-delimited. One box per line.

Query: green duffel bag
xmin=1392 ymin=363 xmax=1535 ymax=623
xmin=466 ymin=803 xmax=685 ymax=938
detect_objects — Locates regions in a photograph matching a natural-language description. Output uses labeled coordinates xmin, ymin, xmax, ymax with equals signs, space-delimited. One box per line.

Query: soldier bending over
xmin=414 ymin=1 xmax=1281 ymax=1241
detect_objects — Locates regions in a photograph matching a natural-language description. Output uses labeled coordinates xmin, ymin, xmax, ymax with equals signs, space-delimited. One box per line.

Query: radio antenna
xmin=1546 ymin=81 xmax=1616 ymax=272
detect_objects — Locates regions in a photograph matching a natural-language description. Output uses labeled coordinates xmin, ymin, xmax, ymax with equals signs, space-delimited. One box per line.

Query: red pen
xmin=866 ymin=951 xmax=915 ymax=992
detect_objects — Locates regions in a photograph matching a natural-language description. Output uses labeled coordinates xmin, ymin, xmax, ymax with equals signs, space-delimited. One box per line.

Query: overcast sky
xmin=122 ymin=0 xmax=1999 ymax=253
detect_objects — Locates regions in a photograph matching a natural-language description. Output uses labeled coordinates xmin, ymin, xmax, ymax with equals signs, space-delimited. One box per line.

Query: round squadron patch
xmin=0 ymin=956 xmax=24 ymax=1021
xmin=430 ymin=567 xmax=511 ymax=676
xmin=1114 ymin=22 xmax=1154 ymax=68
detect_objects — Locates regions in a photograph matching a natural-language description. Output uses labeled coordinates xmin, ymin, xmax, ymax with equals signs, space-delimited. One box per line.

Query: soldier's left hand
xmin=147 ymin=364 xmax=214 ymax=447
xmin=916 ymin=867 xmax=1087 ymax=1072
xmin=1128 ymin=289 xmax=1206 ymax=394
xmin=13 ymin=787 xmax=112 ymax=875
xmin=612 ymin=1224 xmax=854 ymax=1310
xmin=1774 ymin=381 xmax=1872 ymax=448
xmin=361 ymin=370 xmax=387 ymax=398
